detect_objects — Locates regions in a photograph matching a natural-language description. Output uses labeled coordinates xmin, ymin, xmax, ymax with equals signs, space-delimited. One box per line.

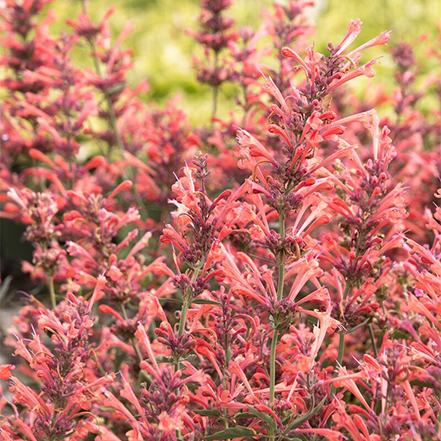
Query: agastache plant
xmin=188 ymin=0 xmax=238 ymax=120
xmin=1 ymin=1 xmax=441 ymax=441
xmin=227 ymin=18 xmax=393 ymax=439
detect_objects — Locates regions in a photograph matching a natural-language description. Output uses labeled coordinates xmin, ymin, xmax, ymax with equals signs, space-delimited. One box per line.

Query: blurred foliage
xmin=49 ymin=0 xmax=441 ymax=124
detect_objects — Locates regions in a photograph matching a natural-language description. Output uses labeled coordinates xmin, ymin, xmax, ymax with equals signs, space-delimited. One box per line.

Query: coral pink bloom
xmin=236 ymin=129 xmax=277 ymax=165
xmin=335 ymin=19 xmax=363 ymax=55
xmin=261 ymin=72 xmax=291 ymax=113
xmin=328 ymin=60 xmax=377 ymax=92
xmin=332 ymin=367 xmax=371 ymax=412
xmin=158 ymin=411 xmax=184 ymax=434
xmin=295 ymin=428 xmax=343 ymax=441
xmin=347 ymin=30 xmax=392 ymax=59
xmin=0 ymin=364 xmax=15 ymax=381
xmin=281 ymin=47 xmax=310 ymax=74
xmin=298 ymin=306 xmax=340 ymax=360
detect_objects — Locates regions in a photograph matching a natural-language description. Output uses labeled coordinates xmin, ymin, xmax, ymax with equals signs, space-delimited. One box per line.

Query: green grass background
xmin=48 ymin=0 xmax=441 ymax=123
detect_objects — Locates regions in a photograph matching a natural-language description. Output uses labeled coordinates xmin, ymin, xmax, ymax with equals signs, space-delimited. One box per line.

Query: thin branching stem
xmin=48 ymin=275 xmax=56 ymax=309
xmin=269 ymin=210 xmax=286 ymax=439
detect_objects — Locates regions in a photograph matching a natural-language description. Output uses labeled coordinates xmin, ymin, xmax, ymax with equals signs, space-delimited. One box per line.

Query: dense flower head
xmin=1 ymin=1 xmax=441 ymax=441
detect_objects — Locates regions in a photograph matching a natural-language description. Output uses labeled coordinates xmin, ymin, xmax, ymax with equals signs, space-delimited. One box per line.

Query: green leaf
xmin=410 ymin=379 xmax=434 ymax=388
xmin=194 ymin=409 xmax=222 ymax=417
xmin=156 ymin=354 xmax=197 ymax=364
xmin=392 ymin=329 xmax=410 ymax=339
xmin=246 ymin=405 xmax=276 ymax=429
xmin=105 ymin=83 xmax=125 ymax=97
xmin=234 ymin=412 xmax=254 ymax=419
xmin=203 ymin=426 xmax=256 ymax=440
xmin=346 ymin=317 xmax=371 ymax=334
xmin=58 ymin=431 xmax=76 ymax=440
xmin=0 ymin=276 xmax=12 ymax=302
xmin=158 ymin=297 xmax=183 ymax=304
xmin=284 ymin=396 xmax=326 ymax=432
xmin=155 ymin=356 xmax=174 ymax=363
xmin=193 ymin=298 xmax=221 ymax=306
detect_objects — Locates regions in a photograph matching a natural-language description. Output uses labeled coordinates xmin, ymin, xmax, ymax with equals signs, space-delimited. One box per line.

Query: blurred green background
xmin=50 ymin=0 xmax=441 ymax=123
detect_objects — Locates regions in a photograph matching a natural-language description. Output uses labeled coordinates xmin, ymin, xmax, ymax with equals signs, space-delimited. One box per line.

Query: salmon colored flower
xmin=0 ymin=365 xmax=15 ymax=381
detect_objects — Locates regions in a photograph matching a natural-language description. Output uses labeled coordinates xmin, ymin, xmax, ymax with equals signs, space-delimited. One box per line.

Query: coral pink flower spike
xmin=0 ymin=1 xmax=440 ymax=440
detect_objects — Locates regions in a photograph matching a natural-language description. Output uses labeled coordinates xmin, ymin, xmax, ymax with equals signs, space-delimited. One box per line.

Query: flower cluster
xmin=1 ymin=1 xmax=441 ymax=441
xmin=188 ymin=0 xmax=238 ymax=120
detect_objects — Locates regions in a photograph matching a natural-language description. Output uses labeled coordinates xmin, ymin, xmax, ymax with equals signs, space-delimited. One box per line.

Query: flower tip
xmin=281 ymin=47 xmax=296 ymax=58
xmin=29 ymin=148 xmax=43 ymax=159
xmin=107 ymin=180 xmax=133 ymax=201
xmin=119 ymin=180 xmax=133 ymax=191
xmin=0 ymin=364 xmax=15 ymax=381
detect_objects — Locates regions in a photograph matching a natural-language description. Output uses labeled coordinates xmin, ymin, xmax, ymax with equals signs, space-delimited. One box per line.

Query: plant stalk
xmin=178 ymin=262 xmax=204 ymax=338
xmin=178 ymin=298 xmax=190 ymax=338
xmin=276 ymin=211 xmax=286 ymax=301
xmin=331 ymin=331 xmax=346 ymax=397
xmin=211 ymin=51 xmax=219 ymax=123
xmin=269 ymin=210 xmax=286 ymax=439
xmin=269 ymin=329 xmax=279 ymax=405
xmin=48 ymin=275 xmax=56 ymax=309
xmin=81 ymin=4 xmax=149 ymax=219
xmin=369 ymin=324 xmax=378 ymax=357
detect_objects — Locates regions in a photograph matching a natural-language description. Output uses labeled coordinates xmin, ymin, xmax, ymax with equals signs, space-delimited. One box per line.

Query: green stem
xmin=212 ymin=85 xmax=218 ymax=123
xmin=241 ymin=84 xmax=249 ymax=126
xmin=177 ymin=262 xmax=204 ymax=338
xmin=369 ymin=324 xmax=378 ymax=358
xmin=173 ymin=264 xmax=202 ymax=440
xmin=178 ymin=298 xmax=189 ymax=338
xmin=121 ymin=304 xmax=144 ymax=363
xmin=269 ymin=329 xmax=279 ymax=405
xmin=269 ymin=329 xmax=278 ymax=440
xmin=120 ymin=304 xmax=128 ymax=320
xmin=269 ymin=210 xmax=286 ymax=439
xmin=277 ymin=211 xmax=286 ymax=301
xmin=337 ymin=331 xmax=346 ymax=366
xmin=48 ymin=276 xmax=56 ymax=309
xmin=222 ymin=333 xmax=231 ymax=438
xmin=211 ymin=52 xmax=219 ymax=123
xmin=329 ymin=283 xmax=351 ymax=397
xmin=276 ymin=255 xmax=285 ymax=301
xmin=223 ymin=412 xmax=230 ymax=437
xmin=85 ymin=25 xmax=149 ymax=219
xmin=331 ymin=331 xmax=346 ymax=396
